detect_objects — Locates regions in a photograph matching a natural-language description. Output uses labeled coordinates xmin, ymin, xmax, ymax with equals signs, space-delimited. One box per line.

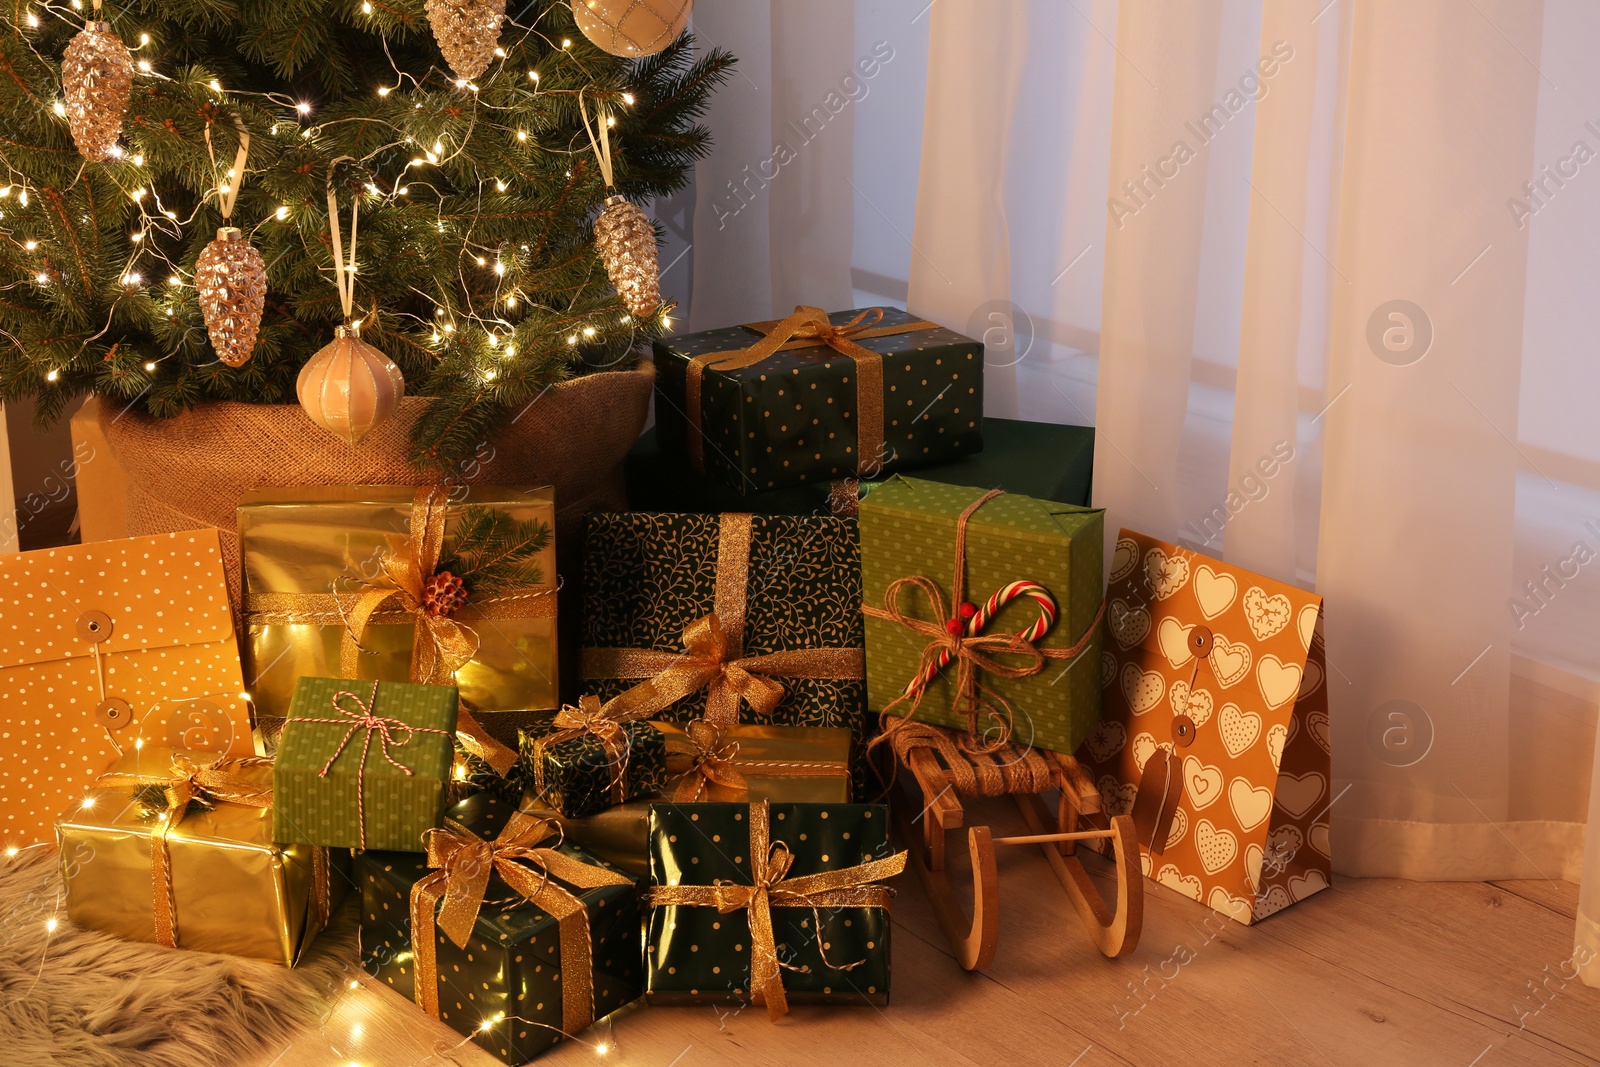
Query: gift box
xmin=238 ymin=485 xmax=558 ymax=743
xmin=654 ymin=305 xmax=984 ymax=495
xmin=1077 ymin=530 xmax=1331 ymax=924
xmin=0 ymin=530 xmax=255 ymax=847
xmin=55 ymin=745 xmax=343 ymax=965
xmin=273 ymin=676 xmax=458 ymax=852
xmin=360 ymin=795 xmax=641 ymax=1065
xmin=517 ymin=698 xmax=668 ymax=819
xmin=627 ymin=417 xmax=1094 ymax=516
xmin=860 ymin=476 xmax=1105 ymax=756
xmin=581 ymin=511 xmax=867 ymax=740
xmin=523 ymin=721 xmax=854 ymax=876
xmin=645 ymin=801 xmax=904 ymax=1017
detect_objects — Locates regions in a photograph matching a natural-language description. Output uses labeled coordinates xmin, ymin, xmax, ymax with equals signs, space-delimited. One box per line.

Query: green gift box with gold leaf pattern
xmin=653 ymin=306 xmax=984 ymax=495
xmin=859 ymin=476 xmax=1105 ymax=756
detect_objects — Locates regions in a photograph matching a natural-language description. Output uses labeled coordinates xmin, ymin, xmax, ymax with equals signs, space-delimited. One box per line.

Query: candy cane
xmin=904 ymin=580 xmax=1060 ymax=695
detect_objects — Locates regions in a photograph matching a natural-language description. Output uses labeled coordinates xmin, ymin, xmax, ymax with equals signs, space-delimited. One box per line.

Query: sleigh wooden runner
xmin=885 ymin=722 xmax=1143 ymax=970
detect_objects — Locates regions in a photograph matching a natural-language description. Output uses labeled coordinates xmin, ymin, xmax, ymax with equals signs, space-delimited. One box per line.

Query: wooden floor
xmin=250 ymin=796 xmax=1600 ymax=1067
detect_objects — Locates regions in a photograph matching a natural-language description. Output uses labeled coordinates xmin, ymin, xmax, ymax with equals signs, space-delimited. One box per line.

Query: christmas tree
xmin=0 ymin=1 xmax=730 ymax=470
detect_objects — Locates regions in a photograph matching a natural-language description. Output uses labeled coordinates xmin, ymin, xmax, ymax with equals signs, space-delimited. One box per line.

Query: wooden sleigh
xmin=887 ymin=723 xmax=1144 ymax=970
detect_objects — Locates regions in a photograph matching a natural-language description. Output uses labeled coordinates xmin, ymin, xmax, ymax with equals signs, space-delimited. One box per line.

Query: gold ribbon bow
xmin=862 ymin=490 xmax=1106 ymax=753
xmin=646 ymin=801 xmax=906 ymax=1020
xmin=97 ymin=753 xmax=328 ymax=948
xmin=664 ymin=719 xmax=748 ymax=801
xmin=532 ymin=695 xmax=648 ymax=806
xmin=684 ymin=306 xmax=939 ymax=475
xmin=410 ymin=810 xmax=633 ymax=1035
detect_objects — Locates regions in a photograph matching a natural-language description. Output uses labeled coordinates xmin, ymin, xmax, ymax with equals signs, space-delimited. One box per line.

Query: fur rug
xmin=0 ymin=846 xmax=357 ymax=1067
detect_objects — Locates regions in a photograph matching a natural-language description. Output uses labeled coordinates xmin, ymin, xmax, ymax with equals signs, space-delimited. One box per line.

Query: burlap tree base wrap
xmin=99 ymin=360 xmax=655 ymax=716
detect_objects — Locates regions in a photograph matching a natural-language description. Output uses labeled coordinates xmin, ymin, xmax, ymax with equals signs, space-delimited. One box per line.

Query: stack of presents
xmin=3 ymin=305 xmax=1332 ymax=1062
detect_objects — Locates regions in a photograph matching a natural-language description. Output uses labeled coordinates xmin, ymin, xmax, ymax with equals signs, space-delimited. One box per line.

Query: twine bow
xmin=863 ymin=490 xmax=1106 ymax=754
xmin=684 ymin=306 xmax=940 ymax=475
xmin=410 ymin=810 xmax=633 ymax=1034
xmin=664 ymin=719 xmax=748 ymax=801
xmin=646 ymin=801 xmax=906 ymax=1020
xmin=300 ymin=680 xmax=455 ymax=849
xmin=97 ymin=753 xmax=328 ymax=949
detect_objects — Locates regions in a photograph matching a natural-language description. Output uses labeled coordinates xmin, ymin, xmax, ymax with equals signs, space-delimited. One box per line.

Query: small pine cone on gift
xmin=422 ymin=570 xmax=469 ymax=617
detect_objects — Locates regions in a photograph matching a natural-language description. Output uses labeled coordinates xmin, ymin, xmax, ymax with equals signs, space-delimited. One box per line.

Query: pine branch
xmin=438 ymin=503 xmax=551 ymax=597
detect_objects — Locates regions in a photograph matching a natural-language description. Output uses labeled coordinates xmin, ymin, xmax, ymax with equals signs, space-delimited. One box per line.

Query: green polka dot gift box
xmin=644 ymin=801 xmax=902 ymax=1016
xmin=360 ymin=794 xmax=641 ymax=1065
xmin=653 ymin=306 xmax=984 ymax=495
xmin=859 ymin=477 xmax=1106 ymax=757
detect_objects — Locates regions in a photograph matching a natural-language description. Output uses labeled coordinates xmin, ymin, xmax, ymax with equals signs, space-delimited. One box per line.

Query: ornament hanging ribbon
xmin=663 ymin=719 xmax=850 ymax=803
xmin=530 ymin=694 xmax=654 ymax=806
xmin=578 ymin=90 xmax=618 ymax=192
xmin=580 ymin=513 xmax=865 ymax=726
xmin=96 ymin=753 xmax=329 ymax=948
xmin=327 ymin=156 xmax=360 ymax=325
xmin=243 ymin=486 xmax=553 ymax=774
xmin=645 ymin=800 xmax=907 ymax=1020
xmin=296 ymin=681 xmax=456 ymax=849
xmin=409 ymin=810 xmax=632 ymax=1034
xmin=683 ymin=306 xmax=940 ymax=476
xmin=862 ymin=490 xmax=1106 ymax=753
xmin=204 ymin=118 xmax=251 ymax=224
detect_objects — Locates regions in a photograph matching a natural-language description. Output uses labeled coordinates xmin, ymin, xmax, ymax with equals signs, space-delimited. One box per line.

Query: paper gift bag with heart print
xmin=1076 ymin=530 xmax=1330 ymax=924
xmin=0 ymin=530 xmax=255 ymax=848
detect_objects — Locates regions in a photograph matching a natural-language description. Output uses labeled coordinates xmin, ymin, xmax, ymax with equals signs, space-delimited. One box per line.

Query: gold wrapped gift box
xmin=524 ymin=721 xmax=852 ymax=876
xmin=56 ymin=745 xmax=344 ymax=966
xmin=237 ymin=485 xmax=559 ymax=729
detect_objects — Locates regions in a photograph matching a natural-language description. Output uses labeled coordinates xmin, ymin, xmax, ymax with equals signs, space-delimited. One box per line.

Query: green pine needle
xmin=439 ymin=504 xmax=551 ymax=597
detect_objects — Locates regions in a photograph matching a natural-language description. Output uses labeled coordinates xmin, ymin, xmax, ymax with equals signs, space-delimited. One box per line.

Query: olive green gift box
xmin=273 ymin=676 xmax=458 ymax=852
xmin=645 ymin=802 xmax=894 ymax=1007
xmin=653 ymin=307 xmax=984 ymax=495
xmin=859 ymin=476 xmax=1105 ymax=756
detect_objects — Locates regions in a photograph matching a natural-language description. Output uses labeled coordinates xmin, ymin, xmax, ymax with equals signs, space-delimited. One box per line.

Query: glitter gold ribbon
xmin=242 ymin=486 xmax=543 ymax=774
xmin=645 ymin=800 xmax=906 ymax=1020
xmin=99 ymin=753 xmax=277 ymax=949
xmin=663 ymin=720 xmax=850 ymax=803
xmin=409 ymin=810 xmax=633 ymax=1035
xmin=683 ymin=306 xmax=939 ymax=475
xmin=580 ymin=512 xmax=865 ymax=726
xmin=862 ymin=490 xmax=1106 ymax=752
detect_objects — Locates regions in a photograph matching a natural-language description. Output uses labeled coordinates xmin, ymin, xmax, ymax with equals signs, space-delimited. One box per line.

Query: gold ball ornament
xmin=594 ymin=195 xmax=660 ymax=318
xmin=61 ymin=21 xmax=134 ymax=162
xmin=426 ymin=0 xmax=507 ymax=82
xmin=297 ymin=324 xmax=406 ymax=445
xmin=572 ymin=0 xmax=692 ymax=58
xmin=194 ymin=228 xmax=267 ymax=368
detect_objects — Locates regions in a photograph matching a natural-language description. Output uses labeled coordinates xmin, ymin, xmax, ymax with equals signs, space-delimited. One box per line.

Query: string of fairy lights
xmin=1 ymin=1 xmax=672 ymax=418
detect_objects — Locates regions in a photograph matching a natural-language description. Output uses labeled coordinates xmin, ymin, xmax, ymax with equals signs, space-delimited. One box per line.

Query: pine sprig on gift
xmin=438 ymin=504 xmax=552 ymax=597
xmin=132 ymin=784 xmax=207 ymax=819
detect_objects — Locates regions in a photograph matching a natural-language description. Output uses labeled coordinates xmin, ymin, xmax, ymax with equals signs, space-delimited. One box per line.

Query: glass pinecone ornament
xmin=61 ymin=21 xmax=134 ymax=162
xmin=422 ymin=571 xmax=469 ymax=617
xmin=573 ymin=0 xmax=692 ymax=58
xmin=194 ymin=228 xmax=267 ymax=368
xmin=594 ymin=195 xmax=660 ymax=318
xmin=425 ymin=0 xmax=507 ymax=82
xmin=296 ymin=324 xmax=406 ymax=445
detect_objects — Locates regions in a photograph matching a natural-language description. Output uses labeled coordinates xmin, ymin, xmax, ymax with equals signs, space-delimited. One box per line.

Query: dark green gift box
xmin=273 ymin=676 xmax=458 ymax=852
xmin=653 ymin=306 xmax=984 ymax=495
xmin=581 ymin=512 xmax=866 ymax=740
xmin=860 ymin=477 xmax=1104 ymax=756
xmin=645 ymin=802 xmax=896 ymax=1009
xmin=360 ymin=795 xmax=642 ymax=1065
xmin=627 ymin=417 xmax=1095 ymax=515
xmin=516 ymin=715 xmax=667 ymax=819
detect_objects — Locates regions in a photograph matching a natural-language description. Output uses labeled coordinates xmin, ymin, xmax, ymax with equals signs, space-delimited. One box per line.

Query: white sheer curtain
xmin=678 ymin=0 xmax=1600 ymax=981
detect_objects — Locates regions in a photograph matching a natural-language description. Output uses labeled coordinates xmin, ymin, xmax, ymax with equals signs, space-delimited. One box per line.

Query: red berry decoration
xmin=958 ymin=602 xmax=978 ymax=620
xmin=945 ymin=617 xmax=965 ymax=636
xmin=422 ymin=570 xmax=469 ymax=617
